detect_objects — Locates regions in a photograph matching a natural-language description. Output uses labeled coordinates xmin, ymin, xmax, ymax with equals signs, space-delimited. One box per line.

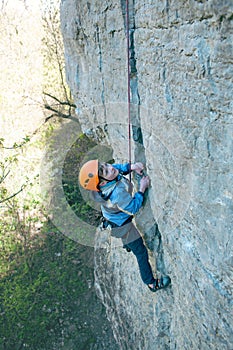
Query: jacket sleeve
xmin=112 ymin=163 xmax=131 ymax=175
xmin=110 ymin=182 xmax=144 ymax=215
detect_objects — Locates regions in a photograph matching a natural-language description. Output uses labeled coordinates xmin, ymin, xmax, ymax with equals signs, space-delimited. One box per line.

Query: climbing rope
xmin=125 ymin=0 xmax=132 ymax=180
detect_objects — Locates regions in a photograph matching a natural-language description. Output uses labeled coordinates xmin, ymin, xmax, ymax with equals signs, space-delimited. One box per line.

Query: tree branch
xmin=44 ymin=105 xmax=71 ymax=119
xmin=0 ymin=185 xmax=25 ymax=204
xmin=0 ymin=169 xmax=10 ymax=184
xmin=43 ymin=92 xmax=76 ymax=107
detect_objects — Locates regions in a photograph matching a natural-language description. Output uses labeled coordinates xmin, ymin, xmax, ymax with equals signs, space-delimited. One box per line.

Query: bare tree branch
xmin=43 ymin=92 xmax=76 ymax=107
xmin=42 ymin=9 xmax=70 ymax=103
xmin=1 ymin=138 xmax=30 ymax=150
xmin=44 ymin=104 xmax=70 ymax=118
xmin=0 ymin=185 xmax=25 ymax=204
xmin=0 ymin=169 xmax=10 ymax=184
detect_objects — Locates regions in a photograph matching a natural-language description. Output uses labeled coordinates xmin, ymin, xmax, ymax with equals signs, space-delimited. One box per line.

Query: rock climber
xmin=79 ymin=160 xmax=171 ymax=292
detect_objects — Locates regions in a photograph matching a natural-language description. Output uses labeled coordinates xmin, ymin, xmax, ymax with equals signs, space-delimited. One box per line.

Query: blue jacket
xmin=91 ymin=163 xmax=144 ymax=226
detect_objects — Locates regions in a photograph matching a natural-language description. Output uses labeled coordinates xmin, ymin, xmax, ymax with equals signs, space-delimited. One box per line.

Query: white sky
xmin=0 ymin=0 xmax=60 ymax=14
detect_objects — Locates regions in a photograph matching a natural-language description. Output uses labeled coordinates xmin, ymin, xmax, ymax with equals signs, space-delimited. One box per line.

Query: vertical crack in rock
xmin=120 ymin=0 xmax=173 ymax=341
xmin=121 ymin=0 xmax=169 ymax=276
xmin=121 ymin=0 xmax=142 ymax=148
xmin=95 ymin=24 xmax=106 ymax=112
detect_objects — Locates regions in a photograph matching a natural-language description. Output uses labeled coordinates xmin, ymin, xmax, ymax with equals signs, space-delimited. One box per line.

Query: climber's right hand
xmin=139 ymin=175 xmax=150 ymax=193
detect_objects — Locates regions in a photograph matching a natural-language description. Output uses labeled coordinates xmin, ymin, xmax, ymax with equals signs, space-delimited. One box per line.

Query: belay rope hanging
xmin=125 ymin=0 xmax=132 ymax=181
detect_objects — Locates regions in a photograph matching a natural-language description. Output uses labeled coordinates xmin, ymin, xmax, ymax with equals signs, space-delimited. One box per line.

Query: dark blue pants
xmin=111 ymin=222 xmax=155 ymax=285
xmin=124 ymin=237 xmax=155 ymax=285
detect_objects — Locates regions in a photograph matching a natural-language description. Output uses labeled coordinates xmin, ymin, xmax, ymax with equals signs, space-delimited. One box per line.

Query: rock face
xmin=60 ymin=1 xmax=233 ymax=349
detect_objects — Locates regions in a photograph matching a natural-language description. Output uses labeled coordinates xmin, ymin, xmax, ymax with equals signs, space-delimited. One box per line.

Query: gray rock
xmin=60 ymin=0 xmax=233 ymax=349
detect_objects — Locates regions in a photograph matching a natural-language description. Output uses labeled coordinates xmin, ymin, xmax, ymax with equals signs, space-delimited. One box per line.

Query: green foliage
xmin=63 ymin=181 xmax=100 ymax=226
xmin=62 ymin=133 xmax=102 ymax=226
xmin=0 ymin=133 xmax=111 ymax=349
xmin=0 ymin=218 xmax=96 ymax=350
xmin=0 ymin=136 xmax=30 ymax=150
xmin=0 ymin=0 xmax=112 ymax=346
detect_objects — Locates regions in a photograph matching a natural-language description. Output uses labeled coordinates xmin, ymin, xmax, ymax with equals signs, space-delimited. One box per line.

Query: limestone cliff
xmin=60 ymin=0 xmax=233 ymax=349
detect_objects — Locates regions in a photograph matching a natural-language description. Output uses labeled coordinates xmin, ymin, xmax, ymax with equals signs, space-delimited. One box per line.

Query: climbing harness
xmin=100 ymin=215 xmax=133 ymax=230
xmin=125 ymin=0 xmax=132 ymax=181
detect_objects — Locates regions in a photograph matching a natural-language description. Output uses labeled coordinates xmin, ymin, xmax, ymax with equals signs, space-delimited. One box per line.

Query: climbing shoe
xmin=148 ymin=275 xmax=171 ymax=293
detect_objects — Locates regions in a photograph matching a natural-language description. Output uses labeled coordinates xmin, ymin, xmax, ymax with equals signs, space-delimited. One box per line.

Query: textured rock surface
xmin=60 ymin=0 xmax=233 ymax=349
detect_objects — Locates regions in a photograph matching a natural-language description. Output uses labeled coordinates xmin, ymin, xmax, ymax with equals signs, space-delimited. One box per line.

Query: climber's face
xmin=98 ymin=162 xmax=119 ymax=182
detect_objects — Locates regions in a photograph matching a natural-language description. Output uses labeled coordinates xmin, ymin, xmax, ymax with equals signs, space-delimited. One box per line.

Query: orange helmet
xmin=79 ymin=159 xmax=99 ymax=191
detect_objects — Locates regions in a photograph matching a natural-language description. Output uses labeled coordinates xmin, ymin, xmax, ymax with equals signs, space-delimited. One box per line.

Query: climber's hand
xmin=139 ymin=176 xmax=150 ymax=193
xmin=131 ymin=162 xmax=144 ymax=175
